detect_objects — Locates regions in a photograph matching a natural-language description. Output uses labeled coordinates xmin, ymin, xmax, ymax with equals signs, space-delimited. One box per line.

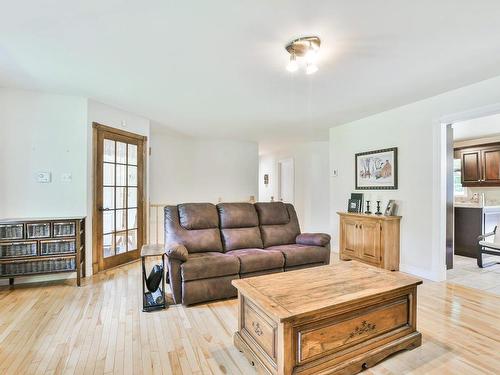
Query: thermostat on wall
xmin=36 ymin=172 xmax=51 ymax=183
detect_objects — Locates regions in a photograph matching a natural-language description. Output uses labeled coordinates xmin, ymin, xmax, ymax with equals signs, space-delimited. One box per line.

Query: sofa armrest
xmin=165 ymin=243 xmax=188 ymax=262
xmin=296 ymin=233 xmax=331 ymax=247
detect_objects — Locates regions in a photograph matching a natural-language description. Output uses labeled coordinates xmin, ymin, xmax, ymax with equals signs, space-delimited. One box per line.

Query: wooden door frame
xmin=92 ymin=122 xmax=148 ymax=273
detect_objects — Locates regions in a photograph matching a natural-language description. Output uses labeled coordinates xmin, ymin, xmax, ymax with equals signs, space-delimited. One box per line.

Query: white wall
xmin=150 ymin=128 xmax=258 ymax=204
xmin=330 ymin=75 xmax=500 ymax=281
xmin=0 ymin=89 xmax=88 ymax=218
xmin=0 ymin=88 xmax=87 ymax=284
xmin=259 ymin=142 xmax=331 ymax=236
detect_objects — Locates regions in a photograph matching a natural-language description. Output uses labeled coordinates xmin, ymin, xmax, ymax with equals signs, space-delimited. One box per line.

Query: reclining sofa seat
xmin=164 ymin=202 xmax=331 ymax=305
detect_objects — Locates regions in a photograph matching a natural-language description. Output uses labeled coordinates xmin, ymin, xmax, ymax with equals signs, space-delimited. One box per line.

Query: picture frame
xmin=355 ymin=147 xmax=398 ymax=190
xmin=347 ymin=199 xmax=361 ymax=213
xmin=384 ymin=200 xmax=398 ymax=216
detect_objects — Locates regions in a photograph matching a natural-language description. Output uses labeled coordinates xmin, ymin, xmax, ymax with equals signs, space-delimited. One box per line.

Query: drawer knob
xmin=252 ymin=321 xmax=263 ymax=336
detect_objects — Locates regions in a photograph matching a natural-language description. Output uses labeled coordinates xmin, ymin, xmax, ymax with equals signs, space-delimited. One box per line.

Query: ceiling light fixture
xmin=285 ymin=36 xmax=321 ymax=74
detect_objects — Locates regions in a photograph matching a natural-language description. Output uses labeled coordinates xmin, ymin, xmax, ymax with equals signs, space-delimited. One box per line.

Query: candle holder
xmin=365 ymin=201 xmax=372 ymax=214
xmin=375 ymin=200 xmax=382 ymax=215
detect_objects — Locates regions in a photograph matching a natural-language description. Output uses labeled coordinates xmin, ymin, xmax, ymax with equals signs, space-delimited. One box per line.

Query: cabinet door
xmin=461 ymin=151 xmax=481 ymax=184
xmin=358 ymin=221 xmax=381 ymax=264
xmin=342 ymin=219 xmax=358 ymax=257
xmin=483 ymin=148 xmax=500 ymax=184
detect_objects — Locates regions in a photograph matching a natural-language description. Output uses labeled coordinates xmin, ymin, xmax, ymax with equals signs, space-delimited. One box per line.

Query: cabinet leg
xmin=9 ymin=278 xmax=14 ymax=286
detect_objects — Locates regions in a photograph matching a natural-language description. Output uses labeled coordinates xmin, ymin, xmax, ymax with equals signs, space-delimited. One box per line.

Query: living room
xmin=1 ymin=2 xmax=499 ymax=374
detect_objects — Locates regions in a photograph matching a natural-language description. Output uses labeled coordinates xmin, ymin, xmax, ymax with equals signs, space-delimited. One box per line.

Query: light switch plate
xmin=61 ymin=173 xmax=72 ymax=183
xmin=36 ymin=172 xmax=51 ymax=183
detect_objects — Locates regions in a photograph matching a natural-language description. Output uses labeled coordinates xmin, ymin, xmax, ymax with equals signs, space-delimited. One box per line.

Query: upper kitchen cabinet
xmin=456 ymin=143 xmax=500 ymax=186
xmin=482 ymin=146 xmax=500 ymax=183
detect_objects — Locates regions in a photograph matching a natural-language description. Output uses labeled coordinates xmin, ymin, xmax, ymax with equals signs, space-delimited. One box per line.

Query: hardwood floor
xmin=0 ymin=256 xmax=499 ymax=375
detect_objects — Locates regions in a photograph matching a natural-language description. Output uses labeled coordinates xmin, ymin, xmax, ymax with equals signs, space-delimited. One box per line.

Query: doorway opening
xmin=443 ymin=112 xmax=500 ymax=294
xmin=92 ymin=123 xmax=147 ymax=272
xmin=278 ymin=158 xmax=294 ymax=204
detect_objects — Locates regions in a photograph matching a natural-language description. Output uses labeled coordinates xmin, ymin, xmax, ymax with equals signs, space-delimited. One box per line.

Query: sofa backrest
xmin=164 ymin=203 xmax=223 ymax=253
xmin=217 ymin=203 xmax=263 ymax=251
xmin=254 ymin=202 xmax=301 ymax=247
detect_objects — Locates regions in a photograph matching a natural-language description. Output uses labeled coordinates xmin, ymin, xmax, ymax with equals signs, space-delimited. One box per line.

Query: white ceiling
xmin=454 ymin=113 xmax=500 ymax=141
xmin=2 ymin=1 xmax=500 ymax=151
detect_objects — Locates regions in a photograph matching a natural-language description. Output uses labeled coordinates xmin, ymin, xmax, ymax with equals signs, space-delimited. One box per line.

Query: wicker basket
xmin=0 ymin=257 xmax=76 ymax=276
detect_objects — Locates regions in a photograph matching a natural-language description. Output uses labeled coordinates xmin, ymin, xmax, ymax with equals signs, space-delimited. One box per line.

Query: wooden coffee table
xmin=232 ymin=261 xmax=422 ymax=375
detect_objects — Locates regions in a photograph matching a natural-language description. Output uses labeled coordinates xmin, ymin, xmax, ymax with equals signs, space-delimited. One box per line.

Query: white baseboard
xmin=399 ymin=263 xmax=444 ymax=282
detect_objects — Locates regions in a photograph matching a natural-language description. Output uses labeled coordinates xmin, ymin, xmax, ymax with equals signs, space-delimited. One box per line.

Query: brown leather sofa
xmin=164 ymin=202 xmax=331 ymax=305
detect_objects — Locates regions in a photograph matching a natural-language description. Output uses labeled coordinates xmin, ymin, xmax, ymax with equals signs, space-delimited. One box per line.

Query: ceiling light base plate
xmin=285 ymin=36 xmax=321 ymax=57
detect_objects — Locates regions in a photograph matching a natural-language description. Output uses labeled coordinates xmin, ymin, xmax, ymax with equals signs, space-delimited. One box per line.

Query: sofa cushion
xmin=217 ymin=203 xmax=259 ymax=228
xmin=181 ymin=252 xmax=240 ymax=281
xmin=178 ymin=203 xmax=219 ymax=230
xmin=266 ymin=244 xmax=329 ymax=267
xmin=165 ymin=205 xmax=223 ymax=253
xmin=258 ymin=203 xmax=301 ymax=247
xmin=226 ymin=248 xmax=284 ymax=273
xmin=296 ymin=233 xmax=331 ymax=247
xmin=255 ymin=202 xmax=290 ymax=225
xmin=221 ymin=227 xmax=263 ymax=251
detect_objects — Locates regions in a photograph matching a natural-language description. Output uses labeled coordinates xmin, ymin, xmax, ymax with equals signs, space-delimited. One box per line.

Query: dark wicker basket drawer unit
xmin=0 ymin=217 xmax=86 ymax=286
xmin=40 ymin=239 xmax=76 ymax=255
xmin=0 ymin=241 xmax=37 ymax=258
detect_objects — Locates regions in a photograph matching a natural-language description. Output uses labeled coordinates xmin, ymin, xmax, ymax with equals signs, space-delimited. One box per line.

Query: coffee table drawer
xmin=297 ymin=297 xmax=409 ymax=363
xmin=243 ymin=301 xmax=277 ymax=359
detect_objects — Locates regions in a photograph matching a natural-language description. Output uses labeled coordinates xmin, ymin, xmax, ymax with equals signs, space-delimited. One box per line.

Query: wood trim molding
xmin=92 ymin=122 xmax=148 ymax=141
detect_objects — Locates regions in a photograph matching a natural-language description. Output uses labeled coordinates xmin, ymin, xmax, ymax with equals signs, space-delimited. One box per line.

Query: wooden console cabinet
xmin=338 ymin=212 xmax=401 ymax=271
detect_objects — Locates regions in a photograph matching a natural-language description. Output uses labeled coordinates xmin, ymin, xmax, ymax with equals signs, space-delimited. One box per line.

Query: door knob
xmin=98 ymin=207 xmax=111 ymax=212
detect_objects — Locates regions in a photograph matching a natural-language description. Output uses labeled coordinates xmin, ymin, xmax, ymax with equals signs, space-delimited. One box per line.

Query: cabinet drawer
xmin=40 ymin=239 xmax=76 ymax=255
xmin=0 ymin=224 xmax=24 ymax=240
xmin=0 ymin=242 xmax=37 ymax=258
xmin=297 ymin=297 xmax=409 ymax=363
xmin=243 ymin=300 xmax=277 ymax=359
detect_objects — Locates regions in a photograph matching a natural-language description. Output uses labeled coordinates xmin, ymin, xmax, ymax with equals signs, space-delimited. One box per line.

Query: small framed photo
xmin=384 ymin=200 xmax=398 ymax=216
xmin=355 ymin=147 xmax=398 ymax=190
xmin=348 ymin=199 xmax=361 ymax=213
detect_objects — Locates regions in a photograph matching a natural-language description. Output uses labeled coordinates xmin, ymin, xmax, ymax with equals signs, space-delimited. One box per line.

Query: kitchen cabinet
xmin=456 ymin=143 xmax=500 ymax=186
xmin=338 ymin=212 xmax=400 ymax=271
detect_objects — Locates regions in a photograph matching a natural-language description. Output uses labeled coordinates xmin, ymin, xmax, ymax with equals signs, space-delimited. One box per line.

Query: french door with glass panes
xmin=94 ymin=123 xmax=146 ymax=272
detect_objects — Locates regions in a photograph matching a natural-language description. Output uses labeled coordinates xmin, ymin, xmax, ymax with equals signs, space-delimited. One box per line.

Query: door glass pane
xmin=116 ymin=165 xmax=126 ymax=186
xmin=128 ymin=209 xmax=137 ymax=229
xmin=128 ymin=187 xmax=137 ymax=208
xmin=103 ymin=210 xmax=114 ymax=234
xmin=104 ymin=140 xmax=115 ymax=162
xmin=128 ymin=166 xmax=137 ymax=186
xmin=128 ymin=144 xmax=138 ymax=165
xmin=103 ymin=187 xmax=115 ymax=209
xmin=116 ymin=210 xmax=126 ymax=231
xmin=117 ymin=142 xmax=127 ymax=164
xmin=116 ymin=187 xmax=126 ymax=209
xmin=103 ymin=234 xmax=115 ymax=257
xmin=103 ymin=163 xmax=115 ymax=186
xmin=128 ymin=229 xmax=137 ymax=251
xmin=115 ymin=232 xmax=127 ymax=254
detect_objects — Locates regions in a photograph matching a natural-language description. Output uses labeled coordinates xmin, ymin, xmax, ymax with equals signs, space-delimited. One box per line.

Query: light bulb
xmin=305 ymin=42 xmax=318 ymax=63
xmin=306 ymin=62 xmax=318 ymax=75
xmin=286 ymin=53 xmax=298 ymax=72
